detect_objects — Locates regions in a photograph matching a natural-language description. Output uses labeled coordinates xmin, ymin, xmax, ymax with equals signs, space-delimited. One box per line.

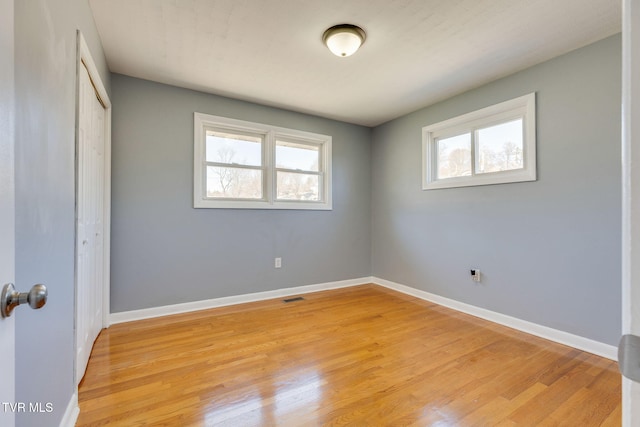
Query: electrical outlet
xmin=470 ymin=269 xmax=481 ymax=282
xmin=275 ymin=257 xmax=282 ymax=269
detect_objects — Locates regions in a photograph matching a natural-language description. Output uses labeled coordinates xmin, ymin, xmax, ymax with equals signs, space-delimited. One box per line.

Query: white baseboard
xmin=372 ymin=277 xmax=617 ymax=360
xmin=59 ymin=391 xmax=79 ymax=427
xmin=110 ymin=277 xmax=372 ymax=325
xmin=109 ymin=275 xmax=617 ymax=361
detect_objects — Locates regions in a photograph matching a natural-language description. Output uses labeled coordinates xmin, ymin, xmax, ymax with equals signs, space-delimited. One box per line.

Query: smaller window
xmin=423 ymin=93 xmax=536 ymax=190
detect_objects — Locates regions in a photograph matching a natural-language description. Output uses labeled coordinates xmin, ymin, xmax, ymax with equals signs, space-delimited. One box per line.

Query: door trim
xmin=74 ymin=31 xmax=111 ymax=383
xmin=622 ymin=1 xmax=640 ymax=425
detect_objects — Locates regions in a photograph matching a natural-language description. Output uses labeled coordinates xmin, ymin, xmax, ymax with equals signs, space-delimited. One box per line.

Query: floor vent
xmin=283 ymin=296 xmax=305 ymax=303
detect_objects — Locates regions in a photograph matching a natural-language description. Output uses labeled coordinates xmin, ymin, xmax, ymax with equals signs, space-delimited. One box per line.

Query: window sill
xmin=194 ymin=198 xmax=333 ymax=210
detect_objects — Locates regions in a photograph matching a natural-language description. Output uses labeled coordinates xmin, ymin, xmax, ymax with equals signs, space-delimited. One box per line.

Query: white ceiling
xmin=89 ymin=0 xmax=621 ymax=127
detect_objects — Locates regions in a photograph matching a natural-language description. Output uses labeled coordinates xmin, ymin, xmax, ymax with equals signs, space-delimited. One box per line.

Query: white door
xmin=0 ymin=0 xmax=15 ymax=424
xmin=622 ymin=0 xmax=640 ymax=425
xmin=76 ymin=60 xmax=106 ymax=383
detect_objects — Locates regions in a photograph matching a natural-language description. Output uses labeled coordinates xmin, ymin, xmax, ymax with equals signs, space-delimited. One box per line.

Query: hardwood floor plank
xmin=484 ymin=383 xmax=549 ymax=426
xmin=77 ymin=284 xmax=621 ymax=426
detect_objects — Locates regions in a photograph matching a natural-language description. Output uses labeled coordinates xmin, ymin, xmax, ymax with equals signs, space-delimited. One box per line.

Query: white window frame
xmin=422 ymin=93 xmax=536 ymax=190
xmin=194 ymin=112 xmax=332 ymax=210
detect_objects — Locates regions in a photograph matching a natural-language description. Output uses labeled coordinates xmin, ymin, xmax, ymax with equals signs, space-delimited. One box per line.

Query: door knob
xmin=1 ymin=283 xmax=47 ymax=318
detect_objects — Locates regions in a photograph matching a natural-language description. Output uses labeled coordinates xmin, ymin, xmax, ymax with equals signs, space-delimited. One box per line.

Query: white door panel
xmin=76 ymin=61 xmax=106 ymax=383
xmin=0 ymin=0 xmax=15 ymax=424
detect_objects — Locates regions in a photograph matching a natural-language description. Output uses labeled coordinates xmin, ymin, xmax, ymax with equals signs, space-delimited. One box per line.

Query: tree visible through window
xmin=205 ymin=129 xmax=263 ymax=199
xmin=476 ymin=119 xmax=523 ymax=174
xmin=276 ymin=140 xmax=321 ymax=201
xmin=423 ymin=93 xmax=536 ymax=190
xmin=194 ymin=113 xmax=332 ymax=209
xmin=437 ymin=133 xmax=471 ymax=179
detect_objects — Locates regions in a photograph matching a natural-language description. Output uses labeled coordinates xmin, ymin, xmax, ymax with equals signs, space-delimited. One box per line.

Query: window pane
xmin=206 ymin=130 xmax=262 ymax=166
xmin=276 ymin=140 xmax=319 ymax=172
xmin=277 ymin=171 xmax=320 ymax=201
xmin=476 ymin=119 xmax=523 ymax=174
xmin=206 ymin=166 xmax=263 ymax=199
xmin=437 ymin=133 xmax=471 ymax=179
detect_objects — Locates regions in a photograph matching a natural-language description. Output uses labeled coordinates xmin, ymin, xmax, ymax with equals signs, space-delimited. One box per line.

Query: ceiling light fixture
xmin=322 ymin=24 xmax=366 ymax=57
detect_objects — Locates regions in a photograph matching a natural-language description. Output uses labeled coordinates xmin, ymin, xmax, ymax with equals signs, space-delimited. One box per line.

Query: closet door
xmin=76 ymin=61 xmax=106 ymax=383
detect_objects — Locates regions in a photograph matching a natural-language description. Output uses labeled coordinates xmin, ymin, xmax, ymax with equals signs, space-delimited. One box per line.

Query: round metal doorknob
xmin=24 ymin=284 xmax=47 ymax=309
xmin=1 ymin=283 xmax=48 ymax=318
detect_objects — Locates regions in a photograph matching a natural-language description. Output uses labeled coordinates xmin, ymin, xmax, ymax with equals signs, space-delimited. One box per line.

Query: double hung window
xmin=194 ymin=113 xmax=332 ymax=209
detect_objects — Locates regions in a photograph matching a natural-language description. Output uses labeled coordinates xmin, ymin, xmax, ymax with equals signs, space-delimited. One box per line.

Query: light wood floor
xmin=77 ymin=284 xmax=621 ymax=426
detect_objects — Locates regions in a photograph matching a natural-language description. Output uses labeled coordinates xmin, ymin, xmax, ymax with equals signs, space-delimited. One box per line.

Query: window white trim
xmin=194 ymin=113 xmax=332 ymax=210
xmin=422 ymin=93 xmax=536 ymax=190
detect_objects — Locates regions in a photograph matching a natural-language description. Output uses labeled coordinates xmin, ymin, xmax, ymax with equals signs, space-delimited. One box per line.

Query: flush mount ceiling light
xmin=322 ymin=24 xmax=366 ymax=57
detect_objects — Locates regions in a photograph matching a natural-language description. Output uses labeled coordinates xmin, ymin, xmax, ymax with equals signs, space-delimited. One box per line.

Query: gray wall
xmin=371 ymin=35 xmax=621 ymax=345
xmin=112 ymin=36 xmax=622 ymax=347
xmin=14 ymin=0 xmax=110 ymax=426
xmin=110 ymin=74 xmax=372 ymax=313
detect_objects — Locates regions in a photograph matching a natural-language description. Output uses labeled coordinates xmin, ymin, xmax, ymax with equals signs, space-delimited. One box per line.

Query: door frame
xmin=74 ymin=31 xmax=112 ymax=384
xmin=622 ymin=0 xmax=640 ymax=425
